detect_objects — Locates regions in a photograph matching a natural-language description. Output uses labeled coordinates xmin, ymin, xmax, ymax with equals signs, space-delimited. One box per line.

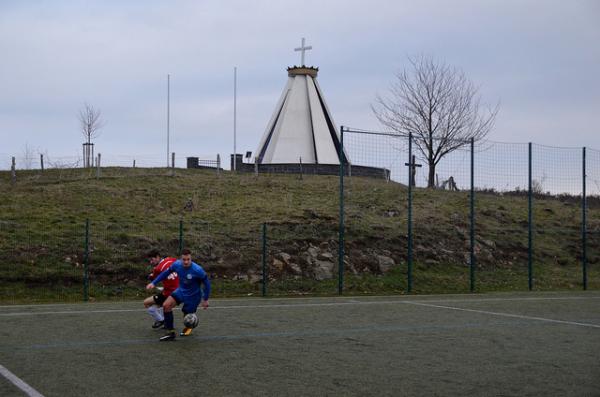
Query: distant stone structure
xmin=188 ymin=39 xmax=390 ymax=180
xmin=229 ymin=154 xmax=389 ymax=179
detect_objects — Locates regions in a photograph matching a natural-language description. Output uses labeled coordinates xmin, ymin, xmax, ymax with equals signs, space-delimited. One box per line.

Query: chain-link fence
xmin=342 ymin=127 xmax=598 ymax=294
xmin=261 ymin=221 xmax=340 ymax=296
xmin=474 ymin=142 xmax=530 ymax=291
xmin=0 ymin=152 xmax=222 ymax=184
xmin=342 ymin=131 xmax=407 ymax=294
xmin=1 ymin=131 xmax=599 ymax=303
xmin=587 ymin=148 xmax=600 ymax=286
xmin=0 ymin=217 xmax=345 ymax=303
xmin=0 ymin=218 xmax=264 ymax=304
xmin=0 ymin=218 xmax=85 ymax=302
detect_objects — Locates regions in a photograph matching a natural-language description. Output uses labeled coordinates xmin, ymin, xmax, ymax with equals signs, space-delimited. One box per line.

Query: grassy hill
xmin=0 ymin=167 xmax=598 ymax=303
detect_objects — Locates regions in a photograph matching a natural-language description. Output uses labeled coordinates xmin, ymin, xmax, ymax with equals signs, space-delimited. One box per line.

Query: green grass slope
xmin=0 ymin=167 xmax=598 ymax=302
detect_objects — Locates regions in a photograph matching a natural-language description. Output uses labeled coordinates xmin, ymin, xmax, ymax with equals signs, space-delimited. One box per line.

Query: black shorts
xmin=152 ymin=294 xmax=167 ymax=306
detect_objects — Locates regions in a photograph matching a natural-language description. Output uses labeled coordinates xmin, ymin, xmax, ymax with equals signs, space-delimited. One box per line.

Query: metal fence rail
xmin=341 ymin=127 xmax=598 ymax=294
xmin=0 ymin=131 xmax=599 ymax=303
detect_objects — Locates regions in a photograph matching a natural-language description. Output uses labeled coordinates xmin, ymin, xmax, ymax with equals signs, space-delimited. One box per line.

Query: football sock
xmin=157 ymin=307 xmax=164 ymax=321
xmin=164 ymin=311 xmax=174 ymax=330
xmin=147 ymin=306 xmax=162 ymax=321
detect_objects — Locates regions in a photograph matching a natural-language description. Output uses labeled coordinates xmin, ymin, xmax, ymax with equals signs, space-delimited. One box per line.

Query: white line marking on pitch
xmin=0 ymin=364 xmax=45 ymax=397
xmin=1 ymin=296 xmax=600 ymax=320
xmin=427 ymin=296 xmax=600 ymax=303
xmin=0 ymin=294 xmax=598 ymax=310
xmin=0 ymin=302 xmax=395 ymax=316
xmin=0 ymin=308 xmax=166 ymax=317
xmin=403 ymin=301 xmax=600 ymax=329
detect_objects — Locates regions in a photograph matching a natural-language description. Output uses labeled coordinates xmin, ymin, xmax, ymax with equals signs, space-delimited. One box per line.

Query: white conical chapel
xmin=255 ymin=39 xmax=348 ymax=165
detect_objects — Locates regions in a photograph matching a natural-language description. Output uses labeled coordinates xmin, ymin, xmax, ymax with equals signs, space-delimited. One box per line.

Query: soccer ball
xmin=183 ymin=313 xmax=199 ymax=328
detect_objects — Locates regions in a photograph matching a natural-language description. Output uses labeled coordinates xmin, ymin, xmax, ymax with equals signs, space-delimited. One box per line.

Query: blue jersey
xmin=153 ymin=260 xmax=210 ymax=301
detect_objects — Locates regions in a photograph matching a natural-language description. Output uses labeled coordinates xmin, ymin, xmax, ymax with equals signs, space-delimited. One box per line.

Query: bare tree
xmin=372 ymin=55 xmax=498 ymax=188
xmin=78 ymin=102 xmax=104 ymax=167
xmin=21 ymin=142 xmax=35 ymax=170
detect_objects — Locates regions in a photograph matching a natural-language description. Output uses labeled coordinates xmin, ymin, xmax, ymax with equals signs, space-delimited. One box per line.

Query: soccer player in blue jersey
xmin=146 ymin=248 xmax=210 ymax=341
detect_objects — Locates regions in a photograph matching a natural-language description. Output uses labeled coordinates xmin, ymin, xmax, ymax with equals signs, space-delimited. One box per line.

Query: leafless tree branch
xmin=78 ymin=102 xmax=104 ymax=143
xmin=78 ymin=102 xmax=104 ymax=168
xmin=372 ymin=55 xmax=499 ymax=187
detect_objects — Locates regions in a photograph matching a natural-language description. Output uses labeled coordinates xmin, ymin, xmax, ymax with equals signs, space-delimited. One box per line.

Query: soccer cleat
xmin=159 ymin=331 xmax=176 ymax=341
xmin=152 ymin=320 xmax=165 ymax=329
xmin=180 ymin=327 xmax=193 ymax=337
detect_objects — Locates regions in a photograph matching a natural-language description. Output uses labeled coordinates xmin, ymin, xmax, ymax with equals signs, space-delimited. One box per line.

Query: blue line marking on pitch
xmin=1 ymin=320 xmax=532 ymax=352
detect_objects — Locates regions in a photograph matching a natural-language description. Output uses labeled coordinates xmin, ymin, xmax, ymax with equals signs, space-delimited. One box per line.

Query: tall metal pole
xmin=262 ymin=223 xmax=267 ymax=297
xmin=167 ymin=74 xmax=171 ymax=167
xmin=528 ymin=142 xmax=533 ymax=291
xmin=84 ymin=219 xmax=90 ymax=302
xmin=470 ymin=138 xmax=475 ymax=292
xmin=338 ymin=126 xmax=345 ymax=295
xmin=407 ymin=132 xmax=413 ymax=293
xmin=582 ymin=147 xmax=587 ymax=290
xmin=233 ymin=67 xmax=237 ymax=171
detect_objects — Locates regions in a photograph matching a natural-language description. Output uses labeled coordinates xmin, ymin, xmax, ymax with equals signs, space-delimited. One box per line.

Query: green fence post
xmin=83 ymin=219 xmax=90 ymax=302
xmin=528 ymin=142 xmax=533 ymax=291
xmin=470 ymin=138 xmax=476 ymax=292
xmin=582 ymin=147 xmax=587 ymax=290
xmin=407 ymin=132 xmax=413 ymax=293
xmin=178 ymin=219 xmax=184 ymax=255
xmin=338 ymin=126 xmax=345 ymax=295
xmin=262 ymin=222 xmax=267 ymax=297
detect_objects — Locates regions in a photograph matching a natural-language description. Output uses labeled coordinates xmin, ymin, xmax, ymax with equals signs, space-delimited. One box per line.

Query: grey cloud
xmin=0 ymin=0 xmax=599 ymax=166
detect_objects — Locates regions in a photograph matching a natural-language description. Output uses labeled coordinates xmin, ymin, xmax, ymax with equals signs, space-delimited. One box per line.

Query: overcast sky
xmin=1 ymin=0 xmax=599 ymax=169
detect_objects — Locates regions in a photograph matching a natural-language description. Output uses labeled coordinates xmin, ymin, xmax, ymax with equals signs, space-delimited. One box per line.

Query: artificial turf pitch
xmin=1 ymin=292 xmax=599 ymax=396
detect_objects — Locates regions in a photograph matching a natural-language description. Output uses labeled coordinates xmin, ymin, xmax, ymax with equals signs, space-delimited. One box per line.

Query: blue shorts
xmin=171 ymin=289 xmax=202 ymax=314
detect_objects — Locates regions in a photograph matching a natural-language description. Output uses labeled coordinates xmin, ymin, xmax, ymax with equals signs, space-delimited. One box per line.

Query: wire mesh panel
xmin=343 ymin=177 xmax=407 ymax=295
xmin=88 ymin=220 xmax=181 ymax=301
xmin=196 ymin=221 xmax=262 ymax=297
xmin=344 ymin=130 xmax=407 ymax=294
xmin=0 ymin=152 xmax=222 ymax=184
xmin=0 ymin=153 xmax=88 ymax=184
xmin=1 ymin=137 xmax=598 ymax=303
xmin=0 ymin=218 xmax=84 ymax=303
xmin=587 ymin=148 xmax=600 ymax=288
xmin=412 ymin=140 xmax=472 ymax=293
xmin=0 ymin=153 xmax=83 ymax=172
xmin=531 ymin=144 xmax=583 ymax=290
xmin=89 ymin=219 xmax=263 ymax=300
xmin=344 ymin=130 xmax=408 ymax=183
xmin=474 ymin=142 xmax=530 ymax=291
xmin=264 ymin=222 xmax=339 ymax=296
xmin=183 ymin=220 xmax=212 ymax=259
xmin=256 ymin=169 xmax=339 ymax=296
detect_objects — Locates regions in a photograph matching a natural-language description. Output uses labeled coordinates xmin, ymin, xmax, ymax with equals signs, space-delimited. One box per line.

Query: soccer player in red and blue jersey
xmin=143 ymin=250 xmax=179 ymax=329
xmin=146 ymin=248 xmax=211 ymax=341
